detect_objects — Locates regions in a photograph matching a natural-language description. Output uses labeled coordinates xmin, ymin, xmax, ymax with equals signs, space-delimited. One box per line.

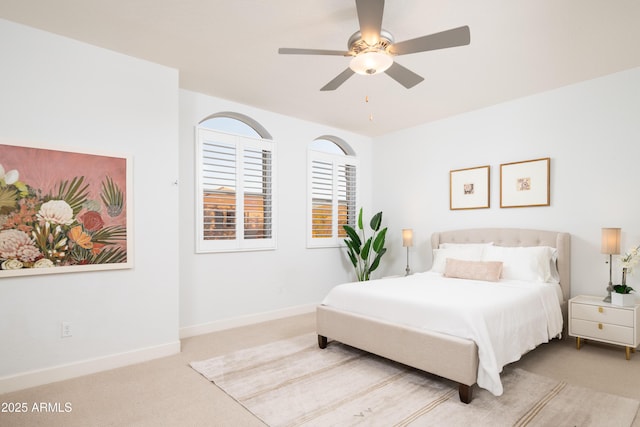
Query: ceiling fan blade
xmin=384 ymin=62 xmax=424 ymax=89
xmin=355 ymin=0 xmax=384 ymax=45
xmin=278 ymin=48 xmax=350 ymax=56
xmin=320 ymin=68 xmax=355 ymax=91
xmin=390 ymin=25 xmax=470 ymax=56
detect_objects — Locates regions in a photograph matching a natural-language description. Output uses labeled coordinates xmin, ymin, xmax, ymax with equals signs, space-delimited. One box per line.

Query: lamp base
xmin=405 ymin=246 xmax=411 ymax=276
xmin=603 ymin=282 xmax=613 ymax=303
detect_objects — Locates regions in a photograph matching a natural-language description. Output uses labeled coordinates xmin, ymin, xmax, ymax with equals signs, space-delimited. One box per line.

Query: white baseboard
xmin=179 ymin=303 xmax=317 ymax=339
xmin=1 ymin=304 xmax=317 ymax=394
xmin=0 ymin=340 xmax=181 ymax=394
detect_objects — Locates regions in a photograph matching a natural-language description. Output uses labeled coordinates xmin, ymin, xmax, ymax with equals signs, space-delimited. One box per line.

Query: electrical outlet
xmin=61 ymin=321 xmax=72 ymax=338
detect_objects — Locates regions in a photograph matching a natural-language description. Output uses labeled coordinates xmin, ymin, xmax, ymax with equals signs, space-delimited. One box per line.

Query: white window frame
xmin=196 ymin=127 xmax=276 ymax=253
xmin=307 ymin=145 xmax=358 ymax=248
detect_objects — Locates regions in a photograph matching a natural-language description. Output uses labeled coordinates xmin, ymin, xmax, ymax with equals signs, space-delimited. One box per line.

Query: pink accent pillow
xmin=444 ymin=258 xmax=503 ymax=282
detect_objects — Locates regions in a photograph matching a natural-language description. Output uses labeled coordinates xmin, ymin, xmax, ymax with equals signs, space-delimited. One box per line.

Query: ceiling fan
xmin=278 ymin=0 xmax=470 ymax=91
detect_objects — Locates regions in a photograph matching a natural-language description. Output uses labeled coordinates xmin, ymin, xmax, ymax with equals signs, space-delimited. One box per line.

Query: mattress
xmin=321 ymin=272 xmax=563 ymax=395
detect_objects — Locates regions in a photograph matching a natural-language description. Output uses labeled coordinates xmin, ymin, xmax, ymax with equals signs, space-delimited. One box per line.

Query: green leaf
xmin=101 ymin=176 xmax=124 ymax=217
xmin=346 ymin=247 xmax=358 ymax=268
xmin=53 ymin=176 xmax=90 ymax=216
xmin=91 ymin=247 xmax=128 ymax=264
xmin=0 ymin=186 xmax=18 ymax=214
xmin=372 ymin=227 xmax=387 ymax=253
xmin=91 ymin=225 xmax=127 ymax=245
xmin=613 ymin=284 xmax=635 ymax=294
xmin=357 ymin=207 xmax=363 ymax=230
xmin=370 ymin=211 xmax=383 ymax=231
xmin=344 ymin=239 xmax=359 ymax=258
xmin=343 ymin=225 xmax=361 ymax=251
xmin=369 ymin=248 xmax=387 ymax=272
xmin=14 ymin=181 xmax=29 ymax=197
xmin=361 ymin=237 xmax=372 ymax=261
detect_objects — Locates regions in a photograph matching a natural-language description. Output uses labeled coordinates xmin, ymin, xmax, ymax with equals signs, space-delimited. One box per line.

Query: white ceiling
xmin=1 ymin=0 xmax=639 ymax=137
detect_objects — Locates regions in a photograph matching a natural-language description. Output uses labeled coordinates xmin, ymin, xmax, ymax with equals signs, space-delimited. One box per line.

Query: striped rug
xmin=191 ymin=333 xmax=639 ymax=427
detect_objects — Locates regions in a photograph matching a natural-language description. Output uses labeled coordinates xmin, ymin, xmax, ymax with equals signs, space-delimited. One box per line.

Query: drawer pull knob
xmin=598 ymin=307 xmax=604 ymax=313
xmin=598 ymin=323 xmax=603 ymax=330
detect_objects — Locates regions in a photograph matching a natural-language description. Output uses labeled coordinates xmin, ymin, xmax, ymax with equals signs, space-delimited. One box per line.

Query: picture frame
xmin=449 ymin=165 xmax=490 ymax=210
xmin=500 ymin=157 xmax=550 ymax=208
xmin=0 ymin=142 xmax=133 ymax=277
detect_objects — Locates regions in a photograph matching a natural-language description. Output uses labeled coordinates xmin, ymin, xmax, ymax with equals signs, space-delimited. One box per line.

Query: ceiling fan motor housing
xmin=347 ymin=29 xmax=394 ymax=54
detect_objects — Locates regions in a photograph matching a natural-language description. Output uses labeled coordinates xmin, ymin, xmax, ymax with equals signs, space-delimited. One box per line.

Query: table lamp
xmin=601 ymin=227 xmax=621 ymax=302
xmin=402 ymin=229 xmax=413 ymax=276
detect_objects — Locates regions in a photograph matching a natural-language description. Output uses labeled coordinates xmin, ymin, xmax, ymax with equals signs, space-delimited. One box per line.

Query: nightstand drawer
xmin=571 ymin=318 xmax=634 ymax=345
xmin=571 ymin=303 xmax=634 ymax=327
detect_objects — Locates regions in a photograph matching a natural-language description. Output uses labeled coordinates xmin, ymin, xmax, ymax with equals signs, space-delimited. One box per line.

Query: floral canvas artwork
xmin=0 ymin=143 xmax=131 ymax=277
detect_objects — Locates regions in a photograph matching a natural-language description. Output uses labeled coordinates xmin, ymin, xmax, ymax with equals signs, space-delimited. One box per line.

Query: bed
xmin=316 ymin=228 xmax=571 ymax=403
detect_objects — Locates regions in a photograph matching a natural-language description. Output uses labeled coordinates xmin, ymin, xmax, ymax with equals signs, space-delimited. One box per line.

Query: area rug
xmin=191 ymin=333 xmax=639 ymax=427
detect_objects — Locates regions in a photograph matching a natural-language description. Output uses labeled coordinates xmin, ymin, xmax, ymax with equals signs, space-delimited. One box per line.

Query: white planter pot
xmin=611 ymin=292 xmax=636 ymax=307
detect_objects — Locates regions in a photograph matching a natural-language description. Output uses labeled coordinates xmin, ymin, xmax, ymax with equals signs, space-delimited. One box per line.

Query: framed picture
xmin=449 ymin=165 xmax=490 ymax=210
xmin=500 ymin=157 xmax=550 ymax=208
xmin=0 ymin=142 xmax=133 ymax=277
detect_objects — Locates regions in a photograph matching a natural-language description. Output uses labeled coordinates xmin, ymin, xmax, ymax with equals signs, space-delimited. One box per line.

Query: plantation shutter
xmin=202 ymin=140 xmax=236 ymax=241
xmin=337 ymin=163 xmax=357 ymax=239
xmin=311 ymin=159 xmax=334 ymax=239
xmin=308 ymin=153 xmax=357 ymax=247
xmin=197 ymin=128 xmax=275 ymax=252
xmin=243 ymin=147 xmax=272 ymax=240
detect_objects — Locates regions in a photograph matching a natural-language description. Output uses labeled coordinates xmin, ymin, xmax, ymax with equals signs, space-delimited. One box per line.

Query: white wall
xmin=0 ymin=19 xmax=180 ymax=391
xmin=179 ymin=90 xmax=373 ymax=334
xmin=374 ymin=67 xmax=640 ymax=298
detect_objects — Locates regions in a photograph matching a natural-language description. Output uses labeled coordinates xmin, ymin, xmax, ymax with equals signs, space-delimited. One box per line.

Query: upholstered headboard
xmin=430 ymin=228 xmax=571 ymax=303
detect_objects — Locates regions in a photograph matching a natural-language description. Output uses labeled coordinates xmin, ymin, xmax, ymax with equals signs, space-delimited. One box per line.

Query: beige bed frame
xmin=317 ymin=228 xmax=571 ymax=403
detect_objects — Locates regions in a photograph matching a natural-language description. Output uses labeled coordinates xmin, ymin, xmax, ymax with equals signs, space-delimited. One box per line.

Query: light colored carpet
xmin=3 ymin=313 xmax=640 ymax=426
xmin=192 ymin=333 xmax=640 ymax=427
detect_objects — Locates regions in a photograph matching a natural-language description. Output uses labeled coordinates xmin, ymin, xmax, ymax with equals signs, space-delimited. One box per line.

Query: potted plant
xmin=612 ymin=246 xmax=640 ymax=306
xmin=343 ymin=208 xmax=387 ymax=281
xmin=611 ymin=283 xmax=635 ymax=307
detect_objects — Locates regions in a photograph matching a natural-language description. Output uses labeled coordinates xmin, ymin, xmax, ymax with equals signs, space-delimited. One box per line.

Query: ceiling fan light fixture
xmin=349 ymin=50 xmax=393 ymax=75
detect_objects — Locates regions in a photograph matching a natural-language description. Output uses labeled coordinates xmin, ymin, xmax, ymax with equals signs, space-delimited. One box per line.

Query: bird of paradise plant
xmin=343 ymin=208 xmax=387 ymax=281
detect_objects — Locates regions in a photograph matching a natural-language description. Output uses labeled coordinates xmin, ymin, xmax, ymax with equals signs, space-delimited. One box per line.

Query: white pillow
xmin=482 ymin=245 xmax=558 ymax=283
xmin=548 ymin=248 xmax=560 ymax=283
xmin=431 ymin=245 xmax=487 ymax=273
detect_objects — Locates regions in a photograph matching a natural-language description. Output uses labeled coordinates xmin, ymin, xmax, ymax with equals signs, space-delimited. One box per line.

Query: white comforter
xmin=321 ymin=272 xmax=563 ymax=396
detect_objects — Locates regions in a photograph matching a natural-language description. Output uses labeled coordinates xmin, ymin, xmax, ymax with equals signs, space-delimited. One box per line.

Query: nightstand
xmin=569 ymin=295 xmax=640 ymax=360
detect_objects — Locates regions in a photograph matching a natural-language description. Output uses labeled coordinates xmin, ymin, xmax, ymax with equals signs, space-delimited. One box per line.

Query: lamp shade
xmin=349 ymin=51 xmax=393 ymax=75
xmin=402 ymin=229 xmax=413 ymax=247
xmin=601 ymin=227 xmax=621 ymax=255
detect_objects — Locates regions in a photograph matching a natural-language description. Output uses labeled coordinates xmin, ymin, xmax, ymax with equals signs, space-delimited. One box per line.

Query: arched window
xmin=199 ymin=115 xmax=262 ymax=138
xmin=308 ymin=136 xmax=358 ymax=248
xmin=196 ymin=113 xmax=275 ymax=252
